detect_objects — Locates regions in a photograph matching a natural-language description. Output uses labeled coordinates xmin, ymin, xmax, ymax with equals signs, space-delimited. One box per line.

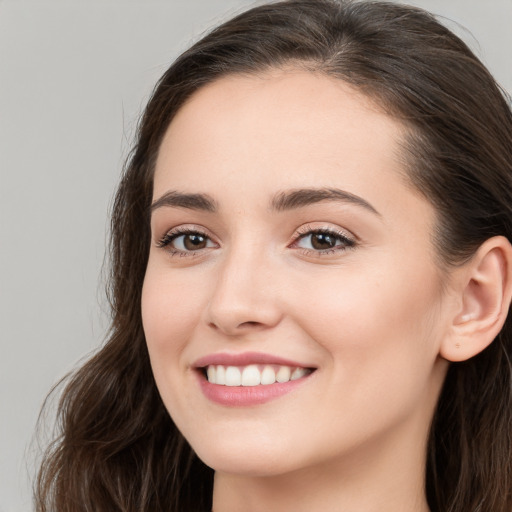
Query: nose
xmin=205 ymin=245 xmax=283 ymax=336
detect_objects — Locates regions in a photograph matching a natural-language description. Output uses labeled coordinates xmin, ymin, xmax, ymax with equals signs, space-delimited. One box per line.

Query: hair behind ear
xmin=427 ymin=238 xmax=512 ymax=511
xmin=427 ymin=319 xmax=512 ymax=511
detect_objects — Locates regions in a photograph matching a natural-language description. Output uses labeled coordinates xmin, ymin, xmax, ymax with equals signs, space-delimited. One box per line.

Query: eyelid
xmin=289 ymin=223 xmax=357 ymax=254
xmin=155 ymin=224 xmax=218 ymax=251
xmin=294 ymin=223 xmax=355 ymax=240
xmin=154 ymin=222 xmax=356 ymax=258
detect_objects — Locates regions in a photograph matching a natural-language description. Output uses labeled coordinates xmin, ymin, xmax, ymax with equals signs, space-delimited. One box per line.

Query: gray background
xmin=1 ymin=1 xmax=510 ymax=510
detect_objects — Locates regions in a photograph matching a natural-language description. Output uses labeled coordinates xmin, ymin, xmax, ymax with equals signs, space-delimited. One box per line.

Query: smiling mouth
xmin=201 ymin=364 xmax=315 ymax=386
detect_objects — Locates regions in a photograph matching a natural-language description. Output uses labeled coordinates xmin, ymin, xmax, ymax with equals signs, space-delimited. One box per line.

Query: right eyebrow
xmin=150 ymin=190 xmax=217 ymax=213
xmin=270 ymin=187 xmax=380 ymax=216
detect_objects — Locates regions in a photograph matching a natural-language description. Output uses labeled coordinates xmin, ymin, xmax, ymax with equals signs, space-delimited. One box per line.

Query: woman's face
xmin=142 ymin=70 xmax=452 ymax=477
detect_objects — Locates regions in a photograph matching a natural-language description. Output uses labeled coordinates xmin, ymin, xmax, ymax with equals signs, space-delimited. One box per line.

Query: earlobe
xmin=440 ymin=236 xmax=512 ymax=362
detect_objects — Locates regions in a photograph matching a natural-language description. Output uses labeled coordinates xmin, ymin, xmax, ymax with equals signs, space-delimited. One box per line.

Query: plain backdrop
xmin=1 ymin=1 xmax=510 ymax=510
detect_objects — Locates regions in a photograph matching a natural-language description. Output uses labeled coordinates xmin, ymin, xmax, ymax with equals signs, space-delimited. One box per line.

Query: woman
xmin=36 ymin=1 xmax=512 ymax=511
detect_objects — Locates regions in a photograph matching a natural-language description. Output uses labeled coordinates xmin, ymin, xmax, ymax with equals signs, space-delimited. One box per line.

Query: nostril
xmin=208 ymin=320 xmax=262 ymax=332
xmin=239 ymin=321 xmax=260 ymax=328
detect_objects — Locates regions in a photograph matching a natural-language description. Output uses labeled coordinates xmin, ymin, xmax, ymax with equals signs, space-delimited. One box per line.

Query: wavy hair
xmin=35 ymin=1 xmax=512 ymax=511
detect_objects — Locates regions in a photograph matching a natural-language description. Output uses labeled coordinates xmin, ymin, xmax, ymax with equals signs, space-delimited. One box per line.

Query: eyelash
xmin=156 ymin=225 xmax=356 ymax=257
xmin=156 ymin=227 xmax=215 ymax=256
xmin=292 ymin=225 xmax=356 ymax=255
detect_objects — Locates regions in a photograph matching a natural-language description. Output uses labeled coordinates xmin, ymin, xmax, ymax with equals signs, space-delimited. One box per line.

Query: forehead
xmin=154 ymin=69 xmax=421 ymax=216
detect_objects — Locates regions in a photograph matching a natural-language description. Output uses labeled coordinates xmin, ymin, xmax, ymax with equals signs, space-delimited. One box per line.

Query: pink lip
xmin=193 ymin=351 xmax=316 ymax=407
xmin=193 ymin=351 xmax=313 ymax=369
xmin=198 ymin=376 xmax=311 ymax=406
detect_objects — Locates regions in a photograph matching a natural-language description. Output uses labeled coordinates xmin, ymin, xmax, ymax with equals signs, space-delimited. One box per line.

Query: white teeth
xmin=242 ymin=365 xmax=261 ymax=386
xmin=207 ymin=366 xmax=216 ymax=383
xmin=260 ymin=365 xmax=276 ymax=385
xmin=205 ymin=364 xmax=311 ymax=386
xmin=216 ymin=365 xmax=226 ymax=385
xmin=276 ymin=366 xmax=291 ymax=383
xmin=291 ymin=367 xmax=308 ymax=380
xmin=225 ymin=366 xmax=242 ymax=386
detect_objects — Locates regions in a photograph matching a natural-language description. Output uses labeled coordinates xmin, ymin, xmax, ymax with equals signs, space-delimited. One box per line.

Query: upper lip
xmin=193 ymin=351 xmax=315 ymax=369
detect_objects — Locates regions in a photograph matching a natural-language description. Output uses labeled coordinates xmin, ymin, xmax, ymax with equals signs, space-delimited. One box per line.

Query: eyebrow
xmin=150 ymin=191 xmax=217 ymax=213
xmin=150 ymin=187 xmax=379 ymax=216
xmin=270 ymin=187 xmax=380 ymax=215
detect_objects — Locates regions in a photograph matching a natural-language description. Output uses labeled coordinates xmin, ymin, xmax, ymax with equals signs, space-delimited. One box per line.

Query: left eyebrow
xmin=270 ymin=187 xmax=380 ymax=216
xmin=150 ymin=190 xmax=218 ymax=213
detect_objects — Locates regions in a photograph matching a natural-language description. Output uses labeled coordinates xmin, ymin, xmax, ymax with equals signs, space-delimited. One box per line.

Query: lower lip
xmin=197 ymin=372 xmax=312 ymax=406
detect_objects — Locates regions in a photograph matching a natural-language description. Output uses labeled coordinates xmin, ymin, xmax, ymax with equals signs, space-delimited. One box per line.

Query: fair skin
xmin=141 ymin=70 xmax=511 ymax=511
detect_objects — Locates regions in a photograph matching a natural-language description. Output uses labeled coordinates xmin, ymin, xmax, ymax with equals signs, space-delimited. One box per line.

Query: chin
xmin=186 ymin=429 xmax=305 ymax=477
xmin=199 ymin=450 xmax=297 ymax=477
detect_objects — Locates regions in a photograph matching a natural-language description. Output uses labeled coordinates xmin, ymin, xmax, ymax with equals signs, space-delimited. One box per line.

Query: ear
xmin=440 ymin=236 xmax=512 ymax=362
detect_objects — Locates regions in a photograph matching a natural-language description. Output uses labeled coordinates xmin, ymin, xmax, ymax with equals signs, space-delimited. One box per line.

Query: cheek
xmin=141 ymin=263 xmax=206 ymax=366
xmin=283 ymin=267 xmax=446 ymax=453
xmin=289 ymin=259 xmax=445 ymax=386
xmin=141 ymin=264 xmax=209 ymax=426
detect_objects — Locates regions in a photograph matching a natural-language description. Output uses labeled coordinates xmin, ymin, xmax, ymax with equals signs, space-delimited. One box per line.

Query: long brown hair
xmin=35 ymin=1 xmax=512 ymax=511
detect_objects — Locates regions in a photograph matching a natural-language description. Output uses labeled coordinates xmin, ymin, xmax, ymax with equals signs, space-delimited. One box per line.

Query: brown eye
xmin=158 ymin=230 xmax=216 ymax=253
xmin=310 ymin=233 xmax=337 ymax=250
xmin=182 ymin=233 xmax=208 ymax=250
xmin=295 ymin=229 xmax=355 ymax=253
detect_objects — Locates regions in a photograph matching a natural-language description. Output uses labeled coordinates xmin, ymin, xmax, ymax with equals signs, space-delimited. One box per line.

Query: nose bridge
xmin=206 ymin=236 xmax=281 ymax=334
